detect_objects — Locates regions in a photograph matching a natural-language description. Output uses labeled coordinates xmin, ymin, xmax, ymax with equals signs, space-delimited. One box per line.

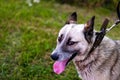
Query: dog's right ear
xmin=84 ymin=16 xmax=95 ymax=43
xmin=66 ymin=12 xmax=77 ymax=24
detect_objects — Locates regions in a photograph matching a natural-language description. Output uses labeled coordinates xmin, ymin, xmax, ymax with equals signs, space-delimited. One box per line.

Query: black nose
xmin=51 ymin=54 xmax=59 ymax=61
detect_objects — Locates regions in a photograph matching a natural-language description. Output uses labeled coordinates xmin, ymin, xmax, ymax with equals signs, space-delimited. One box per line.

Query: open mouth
xmin=53 ymin=53 xmax=78 ymax=74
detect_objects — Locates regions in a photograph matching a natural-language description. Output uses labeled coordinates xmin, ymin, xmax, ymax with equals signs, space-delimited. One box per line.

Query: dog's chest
xmin=73 ymin=61 xmax=110 ymax=80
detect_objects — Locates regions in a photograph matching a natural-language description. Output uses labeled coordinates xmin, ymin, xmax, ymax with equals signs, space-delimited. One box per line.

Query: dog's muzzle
xmin=66 ymin=52 xmax=78 ymax=65
xmin=51 ymin=52 xmax=78 ymax=74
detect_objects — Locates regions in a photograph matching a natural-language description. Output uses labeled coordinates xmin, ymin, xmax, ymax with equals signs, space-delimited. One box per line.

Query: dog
xmin=51 ymin=2 xmax=120 ymax=80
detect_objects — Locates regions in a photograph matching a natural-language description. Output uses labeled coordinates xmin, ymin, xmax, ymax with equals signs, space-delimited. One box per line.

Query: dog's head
xmin=51 ymin=12 xmax=95 ymax=74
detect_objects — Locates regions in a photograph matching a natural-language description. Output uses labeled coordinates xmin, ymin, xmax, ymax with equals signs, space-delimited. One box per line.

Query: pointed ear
xmin=66 ymin=12 xmax=77 ymax=24
xmin=84 ymin=16 xmax=95 ymax=43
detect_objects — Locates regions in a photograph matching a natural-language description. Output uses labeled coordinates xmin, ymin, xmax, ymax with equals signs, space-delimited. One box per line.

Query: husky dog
xmin=51 ymin=2 xmax=120 ymax=80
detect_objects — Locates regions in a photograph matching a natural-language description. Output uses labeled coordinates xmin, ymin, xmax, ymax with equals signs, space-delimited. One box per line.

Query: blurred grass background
xmin=0 ymin=0 xmax=120 ymax=80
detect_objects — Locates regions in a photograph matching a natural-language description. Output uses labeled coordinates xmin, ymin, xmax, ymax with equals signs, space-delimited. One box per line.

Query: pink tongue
xmin=53 ymin=60 xmax=68 ymax=74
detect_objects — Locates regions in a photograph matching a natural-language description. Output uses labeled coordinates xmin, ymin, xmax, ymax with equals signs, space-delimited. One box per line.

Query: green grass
xmin=0 ymin=0 xmax=120 ymax=80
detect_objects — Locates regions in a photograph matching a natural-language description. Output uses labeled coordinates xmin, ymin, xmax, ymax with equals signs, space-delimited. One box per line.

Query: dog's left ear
xmin=84 ymin=16 xmax=95 ymax=43
xmin=66 ymin=12 xmax=77 ymax=24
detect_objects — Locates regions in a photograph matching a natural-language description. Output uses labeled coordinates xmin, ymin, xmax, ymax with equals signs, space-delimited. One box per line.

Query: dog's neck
xmin=73 ymin=36 xmax=116 ymax=79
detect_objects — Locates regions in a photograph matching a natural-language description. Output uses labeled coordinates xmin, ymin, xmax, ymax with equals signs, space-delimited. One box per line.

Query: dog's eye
xmin=67 ymin=41 xmax=78 ymax=46
xmin=58 ymin=34 xmax=63 ymax=43
xmin=67 ymin=38 xmax=78 ymax=46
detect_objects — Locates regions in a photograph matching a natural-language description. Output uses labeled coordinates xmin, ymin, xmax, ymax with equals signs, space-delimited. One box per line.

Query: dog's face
xmin=56 ymin=24 xmax=88 ymax=60
xmin=51 ymin=12 xmax=95 ymax=74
